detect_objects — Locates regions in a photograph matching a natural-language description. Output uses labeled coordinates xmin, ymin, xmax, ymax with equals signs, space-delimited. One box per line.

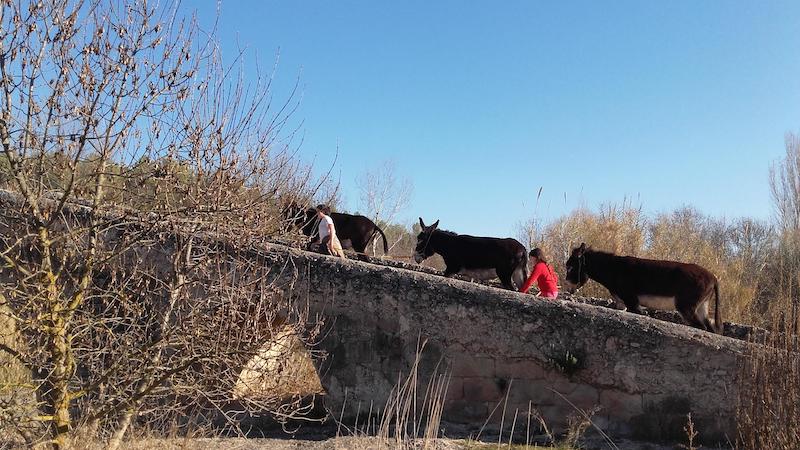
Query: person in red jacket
xmin=519 ymin=248 xmax=559 ymax=299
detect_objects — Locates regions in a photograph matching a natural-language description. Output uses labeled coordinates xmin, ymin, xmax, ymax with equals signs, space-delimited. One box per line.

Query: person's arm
xmin=323 ymin=220 xmax=335 ymax=248
xmin=311 ymin=219 xmax=323 ymax=244
xmin=519 ymin=263 xmax=545 ymax=294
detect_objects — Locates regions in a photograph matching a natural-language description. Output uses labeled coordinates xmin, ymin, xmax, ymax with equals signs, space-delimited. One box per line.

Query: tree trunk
xmin=106 ymin=409 xmax=135 ymax=450
xmin=51 ymin=328 xmax=73 ymax=449
xmin=38 ymin=225 xmax=75 ymax=449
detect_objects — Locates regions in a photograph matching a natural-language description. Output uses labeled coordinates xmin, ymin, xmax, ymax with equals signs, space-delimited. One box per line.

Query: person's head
xmin=315 ymin=204 xmax=330 ymax=218
xmin=529 ymin=247 xmax=547 ymax=265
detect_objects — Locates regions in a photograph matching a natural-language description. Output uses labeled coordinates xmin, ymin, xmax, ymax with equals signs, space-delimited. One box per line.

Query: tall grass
xmin=336 ymin=338 xmax=450 ymax=450
xmin=736 ymin=317 xmax=800 ymax=449
xmin=376 ymin=350 xmax=449 ymax=448
xmin=736 ymin=252 xmax=800 ymax=450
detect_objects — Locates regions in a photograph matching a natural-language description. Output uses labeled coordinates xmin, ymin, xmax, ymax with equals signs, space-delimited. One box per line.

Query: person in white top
xmin=316 ymin=204 xmax=346 ymax=258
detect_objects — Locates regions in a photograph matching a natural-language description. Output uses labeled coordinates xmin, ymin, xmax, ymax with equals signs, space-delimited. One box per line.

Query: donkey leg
xmin=497 ymin=268 xmax=515 ymax=290
xmin=610 ymin=294 xmax=626 ymax=310
xmin=443 ymin=265 xmax=461 ymax=278
xmin=349 ymin=237 xmax=370 ymax=261
xmin=695 ymin=299 xmax=716 ymax=333
xmin=677 ymin=299 xmax=708 ymax=331
xmin=511 ymin=267 xmax=526 ymax=291
xmin=620 ymin=294 xmax=644 ymax=315
xmin=679 ymin=310 xmax=707 ymax=331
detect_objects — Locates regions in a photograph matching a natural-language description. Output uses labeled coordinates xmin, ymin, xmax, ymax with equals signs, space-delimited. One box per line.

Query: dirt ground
xmin=106 ymin=417 xmax=728 ymax=450
xmin=116 ymin=436 xmax=703 ymax=450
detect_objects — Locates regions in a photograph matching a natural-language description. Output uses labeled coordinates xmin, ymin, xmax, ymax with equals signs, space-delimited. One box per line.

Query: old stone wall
xmin=262 ymin=244 xmax=749 ymax=443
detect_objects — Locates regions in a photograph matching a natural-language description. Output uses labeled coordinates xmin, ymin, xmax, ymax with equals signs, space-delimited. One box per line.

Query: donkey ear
xmin=431 ymin=220 xmax=439 ymax=230
xmin=419 ymin=217 xmax=426 ymax=228
xmin=578 ymin=242 xmax=587 ymax=252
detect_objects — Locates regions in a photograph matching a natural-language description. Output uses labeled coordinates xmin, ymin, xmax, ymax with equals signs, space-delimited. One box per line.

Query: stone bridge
xmin=0 ymin=189 xmax=752 ymax=445
xmin=255 ymin=243 xmax=750 ymax=444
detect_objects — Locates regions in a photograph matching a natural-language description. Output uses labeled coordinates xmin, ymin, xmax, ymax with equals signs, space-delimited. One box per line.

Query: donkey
xmin=564 ymin=243 xmax=722 ymax=333
xmin=288 ymin=204 xmax=389 ymax=260
xmin=413 ymin=218 xmax=528 ymax=290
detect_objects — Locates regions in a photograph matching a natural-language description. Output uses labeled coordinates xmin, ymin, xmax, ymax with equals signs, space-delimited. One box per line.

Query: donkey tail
xmin=374 ymin=225 xmax=389 ymax=254
xmin=714 ymin=281 xmax=722 ymax=334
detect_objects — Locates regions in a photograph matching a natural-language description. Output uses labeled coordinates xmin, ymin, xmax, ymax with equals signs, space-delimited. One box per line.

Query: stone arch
xmin=233 ymin=322 xmax=324 ymax=403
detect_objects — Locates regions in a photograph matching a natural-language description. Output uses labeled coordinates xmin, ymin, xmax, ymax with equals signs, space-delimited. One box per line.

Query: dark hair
xmin=315 ymin=204 xmax=331 ymax=215
xmin=529 ymin=247 xmax=548 ymax=264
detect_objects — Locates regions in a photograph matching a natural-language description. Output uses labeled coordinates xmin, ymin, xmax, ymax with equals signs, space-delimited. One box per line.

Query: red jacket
xmin=520 ymin=261 xmax=558 ymax=295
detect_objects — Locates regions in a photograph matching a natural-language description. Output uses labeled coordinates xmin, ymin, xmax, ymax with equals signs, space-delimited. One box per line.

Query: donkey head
xmin=283 ymin=200 xmax=320 ymax=238
xmin=413 ymin=217 xmax=440 ymax=263
xmin=564 ymin=243 xmax=589 ymax=292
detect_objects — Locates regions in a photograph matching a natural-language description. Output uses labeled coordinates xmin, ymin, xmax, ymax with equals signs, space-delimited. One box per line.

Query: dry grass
xmin=333 ymin=338 xmax=450 ymax=450
xmin=463 ymin=379 xmax=613 ymax=450
xmin=736 ymin=315 xmax=800 ymax=449
xmin=460 ymin=443 xmax=577 ymax=450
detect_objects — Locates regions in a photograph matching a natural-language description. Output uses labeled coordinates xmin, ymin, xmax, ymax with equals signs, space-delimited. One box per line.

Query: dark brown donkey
xmin=564 ymin=243 xmax=722 ymax=333
xmin=414 ymin=218 xmax=529 ymax=290
xmin=287 ymin=204 xmax=389 ymax=260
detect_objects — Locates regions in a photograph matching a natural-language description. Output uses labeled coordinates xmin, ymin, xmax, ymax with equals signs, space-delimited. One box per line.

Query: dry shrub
xmin=736 ymin=314 xmax=800 ymax=449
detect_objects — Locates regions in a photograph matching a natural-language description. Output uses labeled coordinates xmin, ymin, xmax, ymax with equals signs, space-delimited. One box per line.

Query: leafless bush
xmin=356 ymin=159 xmax=413 ymax=256
xmin=0 ymin=0 xmax=326 ymax=448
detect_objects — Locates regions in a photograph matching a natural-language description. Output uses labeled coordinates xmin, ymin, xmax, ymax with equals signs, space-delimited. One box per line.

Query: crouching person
xmin=520 ymin=248 xmax=558 ymax=299
xmin=315 ymin=204 xmax=346 ymax=258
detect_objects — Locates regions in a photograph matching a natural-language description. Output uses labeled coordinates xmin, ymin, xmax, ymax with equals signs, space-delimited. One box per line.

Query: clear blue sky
xmin=191 ymin=1 xmax=800 ymax=238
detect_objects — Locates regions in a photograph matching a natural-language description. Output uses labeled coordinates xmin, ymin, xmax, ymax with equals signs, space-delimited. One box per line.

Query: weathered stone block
xmin=505 ymin=379 xmax=557 ymax=407
xmin=565 ymin=384 xmax=599 ymax=410
xmin=462 ymin=377 xmax=505 ymax=402
xmin=495 ymin=359 xmax=549 ymax=380
xmin=445 ymin=377 xmax=464 ymax=402
xmin=547 ymin=373 xmax=580 ymax=396
xmin=445 ymin=399 xmax=489 ymax=422
xmin=449 ymin=354 xmax=495 ymax=378
xmin=599 ymin=389 xmax=643 ymax=419
xmin=535 ymin=404 xmax=573 ymax=433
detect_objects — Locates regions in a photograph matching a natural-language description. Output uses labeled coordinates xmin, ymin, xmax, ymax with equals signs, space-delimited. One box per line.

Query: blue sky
xmin=191 ymin=1 xmax=800 ymax=238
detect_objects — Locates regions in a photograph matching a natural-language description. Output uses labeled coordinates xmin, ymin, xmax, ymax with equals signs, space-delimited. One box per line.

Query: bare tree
xmin=0 ymin=1 xmax=322 ymax=448
xmin=516 ymin=216 xmax=541 ymax=254
xmin=770 ymin=133 xmax=800 ymax=232
xmin=356 ymin=159 xmax=412 ymax=255
xmin=767 ymin=133 xmax=800 ymax=325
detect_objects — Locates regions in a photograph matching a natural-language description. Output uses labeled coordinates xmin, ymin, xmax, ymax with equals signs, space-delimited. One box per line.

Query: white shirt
xmin=318 ymin=215 xmax=335 ymax=240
